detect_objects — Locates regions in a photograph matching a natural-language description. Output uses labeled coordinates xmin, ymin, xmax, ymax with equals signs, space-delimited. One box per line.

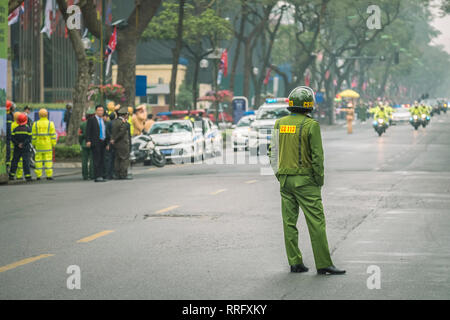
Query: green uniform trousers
xmin=81 ymin=147 xmax=94 ymax=180
xmin=279 ymin=174 xmax=333 ymax=269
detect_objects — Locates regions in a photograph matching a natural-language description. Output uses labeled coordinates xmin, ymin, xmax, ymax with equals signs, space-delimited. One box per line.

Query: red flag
xmin=325 ymin=70 xmax=330 ymax=80
xmin=8 ymin=2 xmax=24 ymax=26
xmin=105 ymin=26 xmax=117 ymax=58
xmin=351 ymin=77 xmax=357 ymax=88
xmin=304 ymin=71 xmax=310 ymax=87
xmin=219 ymin=49 xmax=228 ymax=76
xmin=263 ymin=68 xmax=271 ymax=85
xmin=362 ymin=82 xmax=367 ymax=91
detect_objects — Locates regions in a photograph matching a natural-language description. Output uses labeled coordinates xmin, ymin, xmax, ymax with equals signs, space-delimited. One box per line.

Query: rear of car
xmin=392 ymin=108 xmax=411 ymax=124
xmin=231 ymin=115 xmax=255 ymax=151
xmin=249 ymin=98 xmax=290 ymax=155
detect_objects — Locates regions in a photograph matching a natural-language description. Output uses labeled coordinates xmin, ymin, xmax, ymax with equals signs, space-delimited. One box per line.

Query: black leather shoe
xmin=95 ymin=177 xmax=105 ymax=182
xmin=290 ymin=263 xmax=309 ymax=273
xmin=36 ymin=177 xmax=41 ymax=181
xmin=46 ymin=177 xmax=54 ymax=181
xmin=317 ymin=265 xmax=346 ymax=275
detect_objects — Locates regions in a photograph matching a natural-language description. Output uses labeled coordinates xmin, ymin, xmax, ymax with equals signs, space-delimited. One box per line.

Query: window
xmin=146 ymin=95 xmax=158 ymax=105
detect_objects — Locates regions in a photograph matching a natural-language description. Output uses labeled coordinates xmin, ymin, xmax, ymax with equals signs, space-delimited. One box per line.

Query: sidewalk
xmin=5 ymin=165 xmax=81 ymax=185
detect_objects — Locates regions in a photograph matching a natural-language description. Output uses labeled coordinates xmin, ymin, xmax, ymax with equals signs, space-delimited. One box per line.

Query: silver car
xmin=392 ymin=107 xmax=411 ymax=124
xmin=231 ymin=115 xmax=255 ymax=151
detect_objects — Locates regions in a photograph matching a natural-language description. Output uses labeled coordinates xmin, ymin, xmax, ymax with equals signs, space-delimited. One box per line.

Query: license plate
xmin=161 ymin=149 xmax=173 ymax=155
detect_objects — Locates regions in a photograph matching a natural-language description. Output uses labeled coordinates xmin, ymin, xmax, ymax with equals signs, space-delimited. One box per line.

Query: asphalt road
xmin=1 ymin=115 xmax=449 ymax=300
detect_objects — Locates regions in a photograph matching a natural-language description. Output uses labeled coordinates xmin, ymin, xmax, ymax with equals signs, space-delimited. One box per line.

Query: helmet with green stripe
xmin=287 ymin=86 xmax=315 ymax=112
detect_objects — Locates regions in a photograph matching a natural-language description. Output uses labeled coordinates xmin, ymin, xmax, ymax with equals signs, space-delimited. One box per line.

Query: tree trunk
xmin=378 ymin=56 xmax=393 ymax=97
xmin=56 ymin=0 xmax=92 ymax=146
xmin=169 ymin=0 xmax=185 ymax=109
xmin=243 ymin=41 xmax=252 ymax=103
xmin=229 ymin=8 xmax=246 ymax=95
xmin=192 ymin=57 xmax=200 ymax=111
xmin=68 ymin=60 xmax=92 ymax=145
xmin=80 ymin=0 xmax=162 ymax=108
xmin=116 ymin=35 xmax=138 ymax=108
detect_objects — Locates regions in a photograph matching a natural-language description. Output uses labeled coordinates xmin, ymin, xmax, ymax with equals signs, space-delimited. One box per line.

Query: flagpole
xmin=99 ymin=0 xmax=105 ymax=106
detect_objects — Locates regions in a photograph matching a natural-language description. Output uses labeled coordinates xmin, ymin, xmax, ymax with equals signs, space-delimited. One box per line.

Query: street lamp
xmin=200 ymin=59 xmax=209 ymax=69
xmin=253 ymin=67 xmax=259 ymax=76
xmin=82 ymin=37 xmax=92 ymax=50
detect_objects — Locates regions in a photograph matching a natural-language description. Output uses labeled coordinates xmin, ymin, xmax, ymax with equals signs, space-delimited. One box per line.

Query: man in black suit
xmin=86 ymin=105 xmax=109 ymax=182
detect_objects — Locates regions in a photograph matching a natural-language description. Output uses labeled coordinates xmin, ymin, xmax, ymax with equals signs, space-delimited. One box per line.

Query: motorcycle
xmin=420 ymin=113 xmax=430 ymax=128
xmin=410 ymin=114 xmax=421 ymax=130
xmin=130 ymin=134 xmax=166 ymax=167
xmin=373 ymin=118 xmax=387 ymax=136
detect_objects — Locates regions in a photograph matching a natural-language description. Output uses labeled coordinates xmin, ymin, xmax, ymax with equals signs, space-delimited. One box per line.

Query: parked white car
xmin=194 ymin=118 xmax=223 ymax=157
xmin=149 ymin=120 xmax=205 ymax=163
xmin=249 ymin=98 xmax=290 ymax=155
xmin=231 ymin=115 xmax=255 ymax=151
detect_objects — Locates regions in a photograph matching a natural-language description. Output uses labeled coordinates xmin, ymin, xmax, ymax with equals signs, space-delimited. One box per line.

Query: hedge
xmin=16 ymin=103 xmax=69 ymax=111
xmin=54 ymin=144 xmax=81 ymax=161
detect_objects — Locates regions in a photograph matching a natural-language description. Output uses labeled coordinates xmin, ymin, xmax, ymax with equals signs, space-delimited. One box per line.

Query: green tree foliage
xmin=143 ymin=1 xmax=231 ymax=50
xmin=143 ymin=0 xmax=231 ymax=109
xmin=176 ymin=81 xmax=194 ymax=110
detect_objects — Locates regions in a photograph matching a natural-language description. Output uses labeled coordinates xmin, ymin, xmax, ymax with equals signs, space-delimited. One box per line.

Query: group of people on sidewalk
xmin=78 ymin=103 xmax=155 ymax=182
xmin=6 ymin=101 xmax=57 ymax=182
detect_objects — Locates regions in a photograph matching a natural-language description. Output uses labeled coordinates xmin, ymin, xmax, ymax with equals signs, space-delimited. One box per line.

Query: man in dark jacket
xmin=86 ymin=105 xmax=109 ymax=182
xmin=104 ymin=111 xmax=116 ymax=180
xmin=64 ymin=103 xmax=72 ymax=133
xmin=9 ymin=113 xmax=32 ymax=182
xmin=79 ymin=108 xmax=95 ymax=180
xmin=111 ymin=106 xmax=131 ymax=180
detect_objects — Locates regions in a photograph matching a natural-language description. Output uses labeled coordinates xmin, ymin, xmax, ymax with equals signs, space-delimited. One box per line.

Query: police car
xmin=231 ymin=115 xmax=255 ymax=151
xmin=149 ymin=120 xmax=205 ymax=163
xmin=248 ymin=98 xmax=290 ymax=155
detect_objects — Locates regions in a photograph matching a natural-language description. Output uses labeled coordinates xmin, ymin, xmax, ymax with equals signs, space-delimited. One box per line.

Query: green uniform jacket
xmin=111 ymin=118 xmax=130 ymax=160
xmin=410 ymin=106 xmax=421 ymax=116
xmin=374 ymin=109 xmax=389 ymax=122
xmin=79 ymin=121 xmax=88 ymax=148
xmin=269 ymin=113 xmax=324 ymax=187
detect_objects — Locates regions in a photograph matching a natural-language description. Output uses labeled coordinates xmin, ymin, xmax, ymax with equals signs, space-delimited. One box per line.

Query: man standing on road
xmin=111 ymin=106 xmax=131 ymax=180
xmin=32 ymin=108 xmax=57 ymax=181
xmin=269 ymin=86 xmax=345 ymax=275
xmin=79 ymin=108 xmax=95 ymax=180
xmin=9 ymin=113 xmax=32 ymax=182
xmin=23 ymin=106 xmax=33 ymax=129
xmin=86 ymin=105 xmax=108 ymax=182
xmin=6 ymin=100 xmax=14 ymax=170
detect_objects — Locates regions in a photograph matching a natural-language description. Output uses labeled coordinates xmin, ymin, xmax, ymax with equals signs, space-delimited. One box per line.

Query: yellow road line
xmin=77 ymin=230 xmax=115 ymax=243
xmin=210 ymin=189 xmax=227 ymax=195
xmin=0 ymin=254 xmax=54 ymax=273
xmin=245 ymin=180 xmax=258 ymax=184
xmin=156 ymin=205 xmax=180 ymax=214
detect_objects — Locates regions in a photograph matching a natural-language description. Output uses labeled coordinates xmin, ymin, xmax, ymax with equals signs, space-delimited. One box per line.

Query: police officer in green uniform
xmin=269 ymin=86 xmax=345 ymax=275
xmin=79 ymin=108 xmax=95 ymax=180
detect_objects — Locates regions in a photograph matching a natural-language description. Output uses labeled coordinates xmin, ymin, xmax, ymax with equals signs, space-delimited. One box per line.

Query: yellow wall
xmin=112 ymin=64 xmax=187 ymax=94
